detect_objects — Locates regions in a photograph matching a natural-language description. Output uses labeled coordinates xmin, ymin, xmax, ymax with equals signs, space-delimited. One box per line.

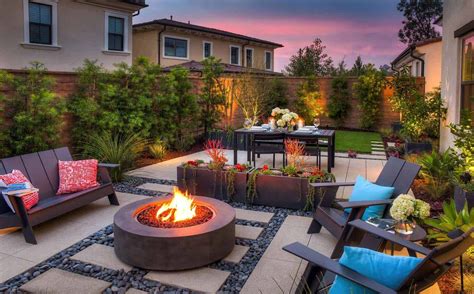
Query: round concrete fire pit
xmin=113 ymin=196 xmax=235 ymax=271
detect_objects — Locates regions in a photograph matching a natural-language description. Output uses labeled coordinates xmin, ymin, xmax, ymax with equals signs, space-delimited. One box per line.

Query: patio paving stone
xmin=235 ymin=224 xmax=263 ymax=240
xmin=71 ymin=244 xmax=132 ymax=271
xmin=144 ymin=267 xmax=230 ymax=293
xmin=235 ymin=208 xmax=274 ymax=223
xmin=20 ymin=268 xmax=110 ymax=293
xmin=262 ymin=225 xmax=311 ymax=263
xmin=0 ymin=256 xmax=35 ymax=283
xmin=223 ymin=244 xmax=249 ymax=263
xmin=136 ymin=183 xmax=175 ymax=193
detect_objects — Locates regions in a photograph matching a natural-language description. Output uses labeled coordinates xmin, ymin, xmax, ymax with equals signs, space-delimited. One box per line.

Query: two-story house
xmin=132 ymin=18 xmax=283 ymax=72
xmin=0 ymin=0 xmax=147 ymax=72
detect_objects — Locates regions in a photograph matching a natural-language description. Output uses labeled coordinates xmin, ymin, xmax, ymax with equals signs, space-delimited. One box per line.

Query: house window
xmin=203 ymin=41 xmax=212 ymax=58
xmin=164 ymin=36 xmax=188 ymax=59
xmin=108 ymin=16 xmax=125 ymax=51
xmin=415 ymin=61 xmax=420 ymax=77
xmin=230 ymin=46 xmax=240 ymax=65
xmin=265 ymin=51 xmax=272 ymax=70
xmin=29 ymin=2 xmax=52 ymax=45
xmin=461 ymin=34 xmax=474 ymax=122
xmin=246 ymin=48 xmax=253 ymax=67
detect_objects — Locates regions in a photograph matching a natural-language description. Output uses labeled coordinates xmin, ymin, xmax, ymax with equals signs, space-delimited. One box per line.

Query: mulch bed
xmin=135 ymin=144 xmax=203 ymax=169
xmin=136 ymin=204 xmax=213 ymax=229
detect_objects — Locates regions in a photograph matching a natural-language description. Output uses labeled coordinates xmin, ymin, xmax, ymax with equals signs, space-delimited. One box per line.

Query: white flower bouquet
xmin=390 ymin=194 xmax=430 ymax=221
xmin=271 ymin=107 xmax=299 ymax=130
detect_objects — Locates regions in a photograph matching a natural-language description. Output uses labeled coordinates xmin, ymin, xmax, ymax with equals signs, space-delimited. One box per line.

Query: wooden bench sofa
xmin=0 ymin=147 xmax=119 ymax=244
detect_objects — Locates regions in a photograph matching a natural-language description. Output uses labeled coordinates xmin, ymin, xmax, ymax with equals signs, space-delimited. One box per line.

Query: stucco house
xmin=0 ymin=0 xmax=147 ymax=72
xmin=391 ymin=37 xmax=442 ymax=92
xmin=439 ymin=0 xmax=474 ymax=151
xmin=132 ymin=18 xmax=284 ymax=72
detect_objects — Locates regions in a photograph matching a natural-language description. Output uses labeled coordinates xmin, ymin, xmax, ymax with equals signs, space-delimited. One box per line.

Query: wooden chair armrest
xmin=348 ymin=220 xmax=432 ymax=256
xmin=283 ymin=242 xmax=397 ymax=294
xmin=310 ymin=181 xmax=356 ymax=188
xmin=98 ymin=163 xmax=120 ymax=169
xmin=337 ymin=199 xmax=393 ymax=209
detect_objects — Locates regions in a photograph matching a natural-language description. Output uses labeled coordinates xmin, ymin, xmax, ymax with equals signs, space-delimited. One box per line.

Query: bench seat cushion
xmin=28 ymin=184 xmax=107 ymax=214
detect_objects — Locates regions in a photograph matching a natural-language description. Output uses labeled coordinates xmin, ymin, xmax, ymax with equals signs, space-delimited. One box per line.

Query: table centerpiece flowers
xmin=390 ymin=194 xmax=431 ymax=234
xmin=271 ymin=107 xmax=299 ymax=132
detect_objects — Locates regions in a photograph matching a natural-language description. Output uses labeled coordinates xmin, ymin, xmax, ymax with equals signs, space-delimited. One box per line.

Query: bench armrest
xmin=98 ymin=163 xmax=120 ymax=169
xmin=337 ymin=199 xmax=393 ymax=209
xmin=349 ymin=220 xmax=432 ymax=256
xmin=310 ymin=181 xmax=356 ymax=188
xmin=283 ymin=242 xmax=397 ymax=294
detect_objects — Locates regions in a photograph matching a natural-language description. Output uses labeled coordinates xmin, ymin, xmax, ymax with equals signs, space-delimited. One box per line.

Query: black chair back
xmin=399 ymin=227 xmax=474 ymax=291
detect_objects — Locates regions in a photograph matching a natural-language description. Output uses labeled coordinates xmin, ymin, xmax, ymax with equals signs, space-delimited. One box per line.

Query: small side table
xmin=348 ymin=219 xmax=427 ymax=257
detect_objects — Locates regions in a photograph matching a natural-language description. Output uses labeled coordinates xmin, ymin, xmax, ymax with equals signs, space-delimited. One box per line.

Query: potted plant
xmin=271 ymin=107 xmax=299 ymax=132
xmin=389 ymin=194 xmax=430 ymax=235
xmin=177 ymin=139 xmax=252 ymax=200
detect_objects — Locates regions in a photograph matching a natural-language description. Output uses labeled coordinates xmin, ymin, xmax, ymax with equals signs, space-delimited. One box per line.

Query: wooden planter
xmin=176 ymin=166 xmax=249 ymax=201
xmin=250 ymin=174 xmax=311 ymax=210
xmin=405 ymin=141 xmax=432 ymax=154
xmin=454 ymin=185 xmax=474 ymax=211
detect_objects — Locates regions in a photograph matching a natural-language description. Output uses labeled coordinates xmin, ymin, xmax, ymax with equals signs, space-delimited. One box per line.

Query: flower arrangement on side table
xmin=390 ymin=194 xmax=431 ymax=234
xmin=271 ymin=107 xmax=299 ymax=131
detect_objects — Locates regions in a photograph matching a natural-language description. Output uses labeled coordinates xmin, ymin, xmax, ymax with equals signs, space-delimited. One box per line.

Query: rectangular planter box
xmin=176 ymin=166 xmax=249 ymax=201
xmin=454 ymin=185 xmax=474 ymax=211
xmin=405 ymin=141 xmax=432 ymax=154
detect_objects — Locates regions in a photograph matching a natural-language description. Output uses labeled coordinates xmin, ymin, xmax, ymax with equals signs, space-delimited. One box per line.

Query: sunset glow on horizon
xmin=134 ymin=0 xmax=413 ymax=72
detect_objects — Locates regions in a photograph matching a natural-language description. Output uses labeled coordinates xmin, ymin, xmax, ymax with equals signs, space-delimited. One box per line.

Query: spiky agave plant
xmin=83 ymin=132 xmax=148 ymax=182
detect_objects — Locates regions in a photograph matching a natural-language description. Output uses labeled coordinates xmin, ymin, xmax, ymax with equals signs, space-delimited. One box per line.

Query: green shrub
xmin=353 ymin=65 xmax=386 ymax=130
xmin=327 ymin=74 xmax=350 ymax=127
xmin=199 ymin=57 xmax=227 ymax=137
xmin=156 ymin=67 xmax=198 ymax=151
xmin=69 ymin=58 xmax=160 ymax=147
xmin=417 ymin=150 xmax=459 ymax=199
xmin=294 ymin=76 xmax=324 ymax=123
xmin=449 ymin=121 xmax=474 ymax=192
xmin=149 ymin=139 xmax=167 ymax=160
xmin=83 ymin=132 xmax=147 ymax=182
xmin=263 ymin=78 xmax=288 ymax=116
xmin=0 ymin=63 xmax=65 ymax=157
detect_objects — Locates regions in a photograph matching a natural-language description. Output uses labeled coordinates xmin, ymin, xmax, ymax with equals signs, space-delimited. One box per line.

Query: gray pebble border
xmin=0 ymin=176 xmax=311 ymax=293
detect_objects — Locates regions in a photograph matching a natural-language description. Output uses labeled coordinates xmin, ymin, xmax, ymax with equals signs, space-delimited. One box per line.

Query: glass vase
xmin=394 ymin=220 xmax=416 ymax=235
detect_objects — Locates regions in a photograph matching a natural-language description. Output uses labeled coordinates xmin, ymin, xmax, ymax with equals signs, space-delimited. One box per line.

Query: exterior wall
xmin=393 ymin=42 xmax=442 ymax=93
xmin=439 ymin=0 xmax=474 ymax=151
xmin=133 ymin=30 xmax=158 ymax=63
xmin=133 ymin=27 xmax=276 ymax=71
xmin=0 ymin=0 xmax=136 ymax=72
xmin=418 ymin=41 xmax=442 ymax=92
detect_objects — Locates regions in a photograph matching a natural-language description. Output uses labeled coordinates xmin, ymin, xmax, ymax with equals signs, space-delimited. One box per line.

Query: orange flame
xmin=155 ymin=188 xmax=197 ymax=222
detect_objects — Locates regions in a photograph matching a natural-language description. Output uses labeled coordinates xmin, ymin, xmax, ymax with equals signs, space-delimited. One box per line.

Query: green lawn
xmin=335 ymin=130 xmax=382 ymax=154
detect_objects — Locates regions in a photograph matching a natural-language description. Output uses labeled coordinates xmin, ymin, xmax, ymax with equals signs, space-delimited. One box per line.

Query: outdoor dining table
xmin=232 ymin=128 xmax=336 ymax=172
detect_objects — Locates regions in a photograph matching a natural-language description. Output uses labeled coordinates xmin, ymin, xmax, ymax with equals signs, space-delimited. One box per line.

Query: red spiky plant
xmin=204 ymin=139 xmax=228 ymax=170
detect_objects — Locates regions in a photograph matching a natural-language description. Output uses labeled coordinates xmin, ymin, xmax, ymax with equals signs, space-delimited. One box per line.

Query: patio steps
xmin=370 ymin=141 xmax=386 ymax=158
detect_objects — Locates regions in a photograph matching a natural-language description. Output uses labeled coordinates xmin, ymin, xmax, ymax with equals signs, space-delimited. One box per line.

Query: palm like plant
xmin=417 ymin=151 xmax=459 ymax=199
xmin=425 ymin=200 xmax=474 ymax=246
xmin=83 ymin=132 xmax=148 ymax=182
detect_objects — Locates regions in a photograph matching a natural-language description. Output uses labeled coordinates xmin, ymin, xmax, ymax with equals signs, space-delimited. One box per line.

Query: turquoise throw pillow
xmin=329 ymin=246 xmax=422 ymax=294
xmin=345 ymin=176 xmax=395 ymax=220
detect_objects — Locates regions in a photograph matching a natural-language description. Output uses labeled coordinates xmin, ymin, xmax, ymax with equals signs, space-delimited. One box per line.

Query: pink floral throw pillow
xmin=57 ymin=159 xmax=99 ymax=195
xmin=0 ymin=170 xmax=39 ymax=211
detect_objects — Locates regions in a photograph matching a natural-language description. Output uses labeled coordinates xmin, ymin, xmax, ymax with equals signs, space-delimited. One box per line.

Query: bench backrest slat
xmin=1 ymin=156 xmax=29 ymax=178
xmin=38 ymin=150 xmax=60 ymax=192
xmin=54 ymin=147 xmax=73 ymax=161
xmin=21 ymin=153 xmax=55 ymax=199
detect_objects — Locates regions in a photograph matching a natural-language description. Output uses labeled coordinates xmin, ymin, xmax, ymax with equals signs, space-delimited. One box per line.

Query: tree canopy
xmin=285 ymin=38 xmax=334 ymax=77
xmin=397 ymin=0 xmax=442 ymax=45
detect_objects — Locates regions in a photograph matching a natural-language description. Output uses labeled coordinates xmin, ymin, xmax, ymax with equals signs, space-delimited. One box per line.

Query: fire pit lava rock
xmin=113 ymin=194 xmax=235 ymax=271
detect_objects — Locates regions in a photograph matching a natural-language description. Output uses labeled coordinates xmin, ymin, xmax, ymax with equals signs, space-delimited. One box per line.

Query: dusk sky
xmin=134 ymin=0 xmax=409 ymax=72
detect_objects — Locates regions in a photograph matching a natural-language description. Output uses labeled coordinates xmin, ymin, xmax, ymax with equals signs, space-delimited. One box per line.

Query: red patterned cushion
xmin=0 ymin=170 xmax=39 ymax=211
xmin=57 ymin=159 xmax=99 ymax=195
